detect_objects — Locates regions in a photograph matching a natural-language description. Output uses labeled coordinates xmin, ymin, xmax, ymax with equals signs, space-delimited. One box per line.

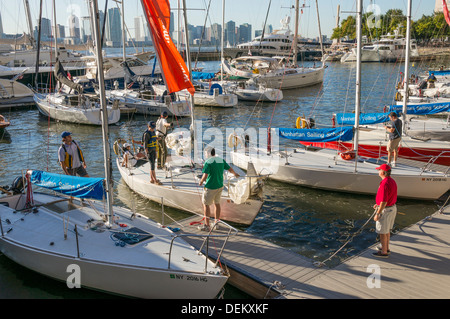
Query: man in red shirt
xmin=372 ymin=163 xmax=397 ymax=258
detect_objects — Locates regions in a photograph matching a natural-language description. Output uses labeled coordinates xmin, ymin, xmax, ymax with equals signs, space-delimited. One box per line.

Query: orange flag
xmin=141 ymin=0 xmax=195 ymax=95
xmin=443 ymin=0 xmax=450 ymax=27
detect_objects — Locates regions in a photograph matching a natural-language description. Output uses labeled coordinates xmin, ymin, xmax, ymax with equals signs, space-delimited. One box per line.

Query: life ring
xmin=113 ymin=140 xmax=120 ymax=156
xmin=395 ymin=92 xmax=403 ymax=101
xmin=227 ymin=134 xmax=242 ymax=148
xmin=209 ymin=83 xmax=223 ymax=95
xmin=295 ymin=116 xmax=308 ymax=129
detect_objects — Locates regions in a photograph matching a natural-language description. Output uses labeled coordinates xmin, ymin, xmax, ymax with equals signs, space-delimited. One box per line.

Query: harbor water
xmin=0 ymin=56 xmax=443 ymax=298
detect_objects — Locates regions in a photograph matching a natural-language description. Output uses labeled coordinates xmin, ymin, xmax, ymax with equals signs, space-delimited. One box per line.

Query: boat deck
xmin=171 ymin=204 xmax=450 ymax=299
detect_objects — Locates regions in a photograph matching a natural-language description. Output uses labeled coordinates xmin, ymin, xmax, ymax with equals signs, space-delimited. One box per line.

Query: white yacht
xmin=341 ymin=31 xmax=419 ymax=63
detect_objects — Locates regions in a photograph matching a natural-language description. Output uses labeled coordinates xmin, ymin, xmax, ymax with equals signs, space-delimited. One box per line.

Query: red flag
xmin=140 ymin=0 xmax=195 ymax=95
xmin=443 ymin=0 xmax=450 ymax=27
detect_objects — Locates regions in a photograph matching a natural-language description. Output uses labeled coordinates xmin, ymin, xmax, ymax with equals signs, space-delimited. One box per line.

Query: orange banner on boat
xmin=140 ymin=0 xmax=195 ymax=95
xmin=443 ymin=0 xmax=450 ymax=27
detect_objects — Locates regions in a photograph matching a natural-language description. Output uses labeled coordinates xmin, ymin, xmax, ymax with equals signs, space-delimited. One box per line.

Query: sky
xmin=0 ymin=0 xmax=435 ymax=39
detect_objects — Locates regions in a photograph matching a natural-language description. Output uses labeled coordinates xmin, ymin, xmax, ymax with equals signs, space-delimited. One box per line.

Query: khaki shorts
xmin=376 ymin=205 xmax=397 ymax=234
xmin=387 ymin=137 xmax=401 ymax=152
xmin=202 ymin=187 xmax=223 ymax=206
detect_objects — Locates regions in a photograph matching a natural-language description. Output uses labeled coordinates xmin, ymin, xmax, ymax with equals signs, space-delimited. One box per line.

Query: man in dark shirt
xmin=384 ymin=112 xmax=402 ymax=167
xmin=427 ymin=73 xmax=437 ymax=88
xmin=143 ymin=121 xmax=161 ymax=185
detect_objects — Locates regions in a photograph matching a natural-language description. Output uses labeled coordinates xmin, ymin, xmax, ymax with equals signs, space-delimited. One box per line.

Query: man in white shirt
xmin=155 ymin=111 xmax=172 ymax=169
xmin=58 ymin=131 xmax=89 ymax=177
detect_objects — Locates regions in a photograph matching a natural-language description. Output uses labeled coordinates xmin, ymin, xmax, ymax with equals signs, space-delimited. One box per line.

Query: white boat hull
xmin=231 ymin=148 xmax=450 ymax=201
xmin=0 ymin=192 xmax=228 ymax=299
xmin=117 ymin=159 xmax=263 ymax=225
xmin=34 ymin=93 xmax=121 ymax=125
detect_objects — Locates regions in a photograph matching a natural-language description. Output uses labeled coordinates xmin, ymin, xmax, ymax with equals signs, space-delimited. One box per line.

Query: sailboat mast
xmin=182 ymin=0 xmax=197 ymax=153
xmin=315 ymin=0 xmax=324 ymax=57
xmin=53 ymin=0 xmax=58 ymax=59
xmin=292 ymin=0 xmax=300 ymax=66
xmin=401 ymin=0 xmax=412 ymax=135
xmin=88 ymin=0 xmax=114 ymax=225
xmin=220 ymin=0 xmax=225 ymax=83
xmin=23 ymin=0 xmax=35 ymax=49
xmin=353 ymin=0 xmax=363 ymax=173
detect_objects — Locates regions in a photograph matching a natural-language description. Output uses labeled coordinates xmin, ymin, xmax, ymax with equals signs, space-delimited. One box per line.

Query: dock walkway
xmin=171 ymin=205 xmax=450 ymax=299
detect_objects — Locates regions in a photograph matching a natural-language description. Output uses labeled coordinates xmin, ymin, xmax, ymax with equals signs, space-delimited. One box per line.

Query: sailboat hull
xmin=0 ymin=192 xmax=228 ymax=299
xmin=117 ymin=159 xmax=263 ymax=225
xmin=231 ymin=149 xmax=450 ymax=201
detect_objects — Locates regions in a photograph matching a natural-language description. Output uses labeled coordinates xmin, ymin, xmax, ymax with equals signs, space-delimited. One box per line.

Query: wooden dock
xmin=170 ymin=204 xmax=450 ymax=299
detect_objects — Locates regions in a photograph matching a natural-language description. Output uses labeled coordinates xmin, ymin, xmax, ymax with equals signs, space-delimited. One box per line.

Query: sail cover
xmin=123 ymin=61 xmax=154 ymax=89
xmin=277 ymin=126 xmax=354 ymax=142
xmin=54 ymin=59 xmax=83 ymax=93
xmin=387 ymin=102 xmax=450 ymax=115
xmin=335 ymin=112 xmax=391 ymax=125
xmin=140 ymin=0 xmax=195 ymax=95
xmin=30 ymin=170 xmax=106 ymax=200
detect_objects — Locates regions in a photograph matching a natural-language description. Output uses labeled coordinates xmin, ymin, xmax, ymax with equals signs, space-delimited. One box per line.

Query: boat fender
xmin=339 ymin=151 xmax=356 ymax=161
xmin=209 ymin=83 xmax=223 ymax=95
xmin=227 ymin=134 xmax=242 ymax=148
xmin=295 ymin=116 xmax=308 ymax=129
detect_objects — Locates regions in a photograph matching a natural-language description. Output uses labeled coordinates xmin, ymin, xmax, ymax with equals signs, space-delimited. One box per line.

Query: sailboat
xmin=0 ymin=0 xmax=231 ymax=299
xmin=230 ymin=0 xmax=450 ymax=201
xmin=116 ymin=0 xmax=265 ymax=226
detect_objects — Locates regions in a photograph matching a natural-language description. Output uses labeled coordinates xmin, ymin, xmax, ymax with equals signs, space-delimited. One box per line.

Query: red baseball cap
xmin=376 ymin=163 xmax=391 ymax=171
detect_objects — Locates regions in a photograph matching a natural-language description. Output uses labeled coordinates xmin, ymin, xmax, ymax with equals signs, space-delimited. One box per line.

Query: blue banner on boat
xmin=30 ymin=170 xmax=106 ymax=200
xmin=277 ymin=126 xmax=354 ymax=142
xmin=429 ymin=70 xmax=450 ymax=76
xmin=387 ymin=102 xmax=450 ymax=115
xmin=192 ymin=71 xmax=216 ymax=80
xmin=335 ymin=112 xmax=391 ymax=125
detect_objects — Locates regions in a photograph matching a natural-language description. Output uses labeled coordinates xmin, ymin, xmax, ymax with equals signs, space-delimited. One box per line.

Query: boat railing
xmin=168 ymin=220 xmax=238 ymax=273
xmin=421 ymin=151 xmax=450 ymax=175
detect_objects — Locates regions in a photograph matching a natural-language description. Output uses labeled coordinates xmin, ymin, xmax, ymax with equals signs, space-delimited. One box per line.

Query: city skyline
xmin=0 ymin=0 xmax=436 ymax=43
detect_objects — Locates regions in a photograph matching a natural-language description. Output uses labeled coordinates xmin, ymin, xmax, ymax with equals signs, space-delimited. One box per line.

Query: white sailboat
xmin=230 ymin=0 xmax=450 ymax=201
xmin=0 ymin=0 xmax=231 ymax=299
xmin=116 ymin=0 xmax=265 ymax=226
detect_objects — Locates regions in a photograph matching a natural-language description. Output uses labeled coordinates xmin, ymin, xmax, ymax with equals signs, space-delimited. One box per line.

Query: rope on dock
xmin=314 ymin=209 xmax=378 ymax=268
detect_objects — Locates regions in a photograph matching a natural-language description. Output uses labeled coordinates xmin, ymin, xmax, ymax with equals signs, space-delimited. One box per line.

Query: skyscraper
xmin=106 ymin=7 xmax=123 ymax=46
xmin=436 ymin=0 xmax=450 ymax=12
xmin=225 ymin=20 xmax=236 ymax=46
xmin=68 ymin=14 xmax=81 ymax=40
xmin=134 ymin=16 xmax=149 ymax=41
xmin=237 ymin=23 xmax=252 ymax=44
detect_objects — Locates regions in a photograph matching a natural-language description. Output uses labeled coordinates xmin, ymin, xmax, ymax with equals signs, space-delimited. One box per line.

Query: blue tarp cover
xmin=277 ymin=126 xmax=354 ymax=142
xmin=192 ymin=71 xmax=216 ymax=80
xmin=30 ymin=170 xmax=106 ymax=200
xmin=335 ymin=112 xmax=391 ymax=125
xmin=387 ymin=102 xmax=450 ymax=115
xmin=429 ymin=70 xmax=450 ymax=76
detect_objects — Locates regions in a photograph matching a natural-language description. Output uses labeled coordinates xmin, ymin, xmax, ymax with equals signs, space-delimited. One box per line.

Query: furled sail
xmin=335 ymin=112 xmax=391 ymax=125
xmin=123 ymin=61 xmax=154 ymax=90
xmin=30 ymin=170 xmax=106 ymax=200
xmin=140 ymin=0 xmax=195 ymax=95
xmin=277 ymin=126 xmax=354 ymax=142
xmin=387 ymin=102 xmax=450 ymax=115
xmin=54 ymin=59 xmax=83 ymax=94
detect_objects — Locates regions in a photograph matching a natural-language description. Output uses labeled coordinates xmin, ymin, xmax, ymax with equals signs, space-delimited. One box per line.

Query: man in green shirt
xmin=199 ymin=147 xmax=239 ymax=231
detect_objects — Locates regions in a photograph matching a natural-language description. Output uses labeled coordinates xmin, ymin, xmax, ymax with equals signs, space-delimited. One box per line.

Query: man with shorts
xmin=155 ymin=111 xmax=172 ymax=169
xmin=58 ymin=131 xmax=89 ymax=177
xmin=143 ymin=121 xmax=161 ymax=185
xmin=372 ymin=163 xmax=397 ymax=258
xmin=384 ymin=112 xmax=402 ymax=167
xmin=198 ymin=147 xmax=239 ymax=231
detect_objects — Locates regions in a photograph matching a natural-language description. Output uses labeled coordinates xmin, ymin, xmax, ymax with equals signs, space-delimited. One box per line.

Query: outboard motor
xmin=1 ymin=176 xmax=26 ymax=195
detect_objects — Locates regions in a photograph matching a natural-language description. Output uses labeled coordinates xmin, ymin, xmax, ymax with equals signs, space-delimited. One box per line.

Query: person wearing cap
xmin=198 ymin=147 xmax=240 ymax=231
xmin=372 ymin=163 xmax=397 ymax=258
xmin=427 ymin=72 xmax=437 ymax=88
xmin=155 ymin=111 xmax=172 ymax=169
xmin=122 ymin=143 xmax=137 ymax=168
xmin=384 ymin=112 xmax=402 ymax=167
xmin=58 ymin=131 xmax=89 ymax=177
xmin=142 ymin=121 xmax=161 ymax=185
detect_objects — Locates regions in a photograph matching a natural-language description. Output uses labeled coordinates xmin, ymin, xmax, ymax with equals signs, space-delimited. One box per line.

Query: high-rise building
xmin=106 ymin=7 xmax=123 ymax=46
xmin=237 ymin=23 xmax=252 ymax=44
xmin=134 ymin=16 xmax=149 ymax=41
xmin=40 ymin=17 xmax=52 ymax=39
xmin=68 ymin=14 xmax=80 ymax=40
xmin=54 ymin=24 xmax=65 ymax=39
xmin=210 ymin=23 xmax=222 ymax=46
xmin=0 ymin=12 xmax=4 ymax=38
xmin=435 ymin=0 xmax=450 ymax=12
xmin=225 ymin=20 xmax=236 ymax=46
xmin=81 ymin=17 xmax=91 ymax=42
